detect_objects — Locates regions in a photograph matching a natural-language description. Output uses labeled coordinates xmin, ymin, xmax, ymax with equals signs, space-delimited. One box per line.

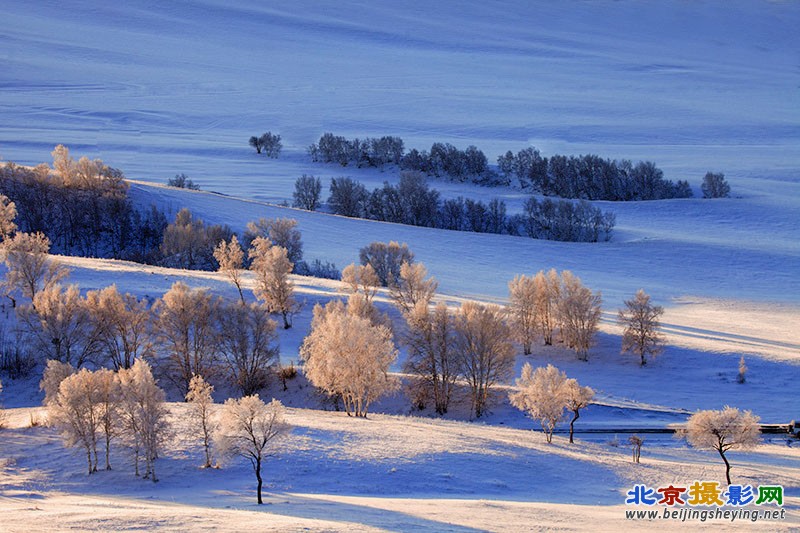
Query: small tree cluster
xmin=249 ymin=132 xmax=282 ymax=158
xmin=507 ymin=270 xmax=601 ymax=360
xmin=166 ymin=173 xmax=200 ymax=190
xmin=401 ymin=142 xmax=494 ymax=183
xmin=45 ymin=359 xmax=168 ymax=481
xmin=701 ymin=172 xmax=730 ymax=198
xmin=308 ymin=133 xmax=404 ymax=168
xmin=244 ymin=217 xmax=303 ymax=266
xmin=161 ymin=208 xmax=233 ymax=270
xmin=358 ymin=241 xmax=414 ymax=287
xmin=292 ymin=175 xmax=322 ymax=211
xmin=518 ymin=197 xmax=615 ymax=242
xmin=509 ymin=363 xmax=594 ymax=443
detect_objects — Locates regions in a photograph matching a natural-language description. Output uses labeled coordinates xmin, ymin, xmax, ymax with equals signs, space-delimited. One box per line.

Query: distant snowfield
xmin=1 ymin=0 xmax=798 ymax=530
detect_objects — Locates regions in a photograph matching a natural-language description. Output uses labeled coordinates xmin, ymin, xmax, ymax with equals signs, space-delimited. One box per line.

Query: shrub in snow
xmin=166 ymin=173 xmax=200 ymax=190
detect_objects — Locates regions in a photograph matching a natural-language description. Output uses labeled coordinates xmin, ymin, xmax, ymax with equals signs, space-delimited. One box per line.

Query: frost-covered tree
xmin=85 ymin=285 xmax=153 ymax=370
xmin=249 ymin=239 xmax=296 ymax=329
xmin=358 ymin=241 xmax=414 ymax=287
xmin=300 ymin=302 xmax=398 ymax=417
xmin=216 ymin=396 xmax=289 ymax=504
xmin=0 ymin=193 xmax=17 ymax=240
xmin=117 ymin=359 xmax=169 ymax=481
xmin=154 ymin=282 xmax=221 ymax=395
xmin=161 ymin=209 xmax=233 ymax=270
xmin=558 ymin=271 xmax=601 ymax=361
xmin=48 ymin=368 xmax=103 ymax=474
xmin=40 ymin=359 xmax=76 ymax=406
xmin=701 ymin=172 xmax=730 ymax=199
xmin=403 ymin=301 xmax=457 ymax=414
xmin=563 ymin=379 xmax=594 ymax=444
xmin=214 ymin=235 xmax=246 ymax=303
xmin=186 ymin=374 xmax=217 ymax=468
xmin=534 ymin=269 xmax=560 ymax=345
xmin=619 ymin=289 xmax=664 ymax=366
xmin=508 ymin=274 xmax=538 ymax=355
xmin=217 ymin=301 xmax=279 ymax=396
xmin=682 ymin=407 xmax=760 ymax=484
xmin=292 ymin=175 xmax=322 ymax=211
xmin=454 ymin=301 xmax=515 ymax=418
xmin=390 ymin=261 xmax=437 ymax=315
xmin=21 ymin=284 xmax=102 ymax=367
xmin=1 ymin=231 xmax=68 ymax=308
xmin=244 ymin=218 xmax=303 ymax=266
xmin=737 ymin=356 xmax=747 ymax=384
xmin=340 ymin=263 xmax=380 ymax=302
xmin=510 ymin=363 xmax=568 ymax=443
xmin=94 ymin=368 xmax=120 ymax=470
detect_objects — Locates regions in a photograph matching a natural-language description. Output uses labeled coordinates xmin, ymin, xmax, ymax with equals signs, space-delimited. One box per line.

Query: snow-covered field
xmin=1 ymin=0 xmax=798 ymax=530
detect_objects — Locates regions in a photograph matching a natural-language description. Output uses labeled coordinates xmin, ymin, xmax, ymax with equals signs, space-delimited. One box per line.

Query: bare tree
xmin=218 ymin=301 xmax=279 ymax=396
xmin=117 ymin=359 xmax=169 ymax=481
xmin=508 ymin=274 xmax=538 ymax=355
xmin=293 ymin=175 xmax=322 ymax=211
xmin=403 ymin=301 xmax=457 ymax=414
xmin=390 ymin=261 xmax=437 ymax=315
xmin=510 ymin=363 xmax=568 ymax=443
xmin=249 ymin=239 xmax=296 ymax=329
xmin=216 ymin=396 xmax=289 ymax=504
xmin=214 ymin=235 xmax=246 ymax=303
xmin=186 ymin=374 xmax=217 ymax=468
xmin=619 ymin=289 xmax=664 ymax=366
xmin=629 ymin=435 xmax=644 ymax=463
xmin=21 ymin=284 xmax=102 ymax=367
xmin=454 ymin=301 xmax=515 ymax=418
xmin=682 ymin=407 xmax=761 ymax=484
xmin=300 ymin=301 xmax=398 ymax=417
xmin=563 ymin=378 xmax=594 ymax=444
xmin=86 ymin=285 xmax=154 ymax=370
xmin=154 ymin=282 xmax=221 ymax=396
xmin=701 ymin=171 xmax=730 ymax=199
xmin=558 ymin=271 xmax=601 ymax=361
xmin=1 ymin=231 xmax=68 ymax=308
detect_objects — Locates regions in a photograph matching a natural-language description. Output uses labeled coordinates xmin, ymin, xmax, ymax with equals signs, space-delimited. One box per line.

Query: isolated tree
xmin=216 ymin=396 xmax=289 ymax=504
xmin=340 ymin=263 xmax=380 ymax=302
xmin=508 ymin=274 xmax=539 ymax=355
xmin=292 ymin=175 xmax=322 ymax=211
xmin=1 ymin=231 xmax=68 ymax=308
xmin=300 ymin=302 xmax=398 ymax=417
xmin=629 ymin=435 xmax=644 ymax=463
xmin=737 ymin=356 xmax=747 ymax=384
xmin=218 ymin=301 xmax=279 ymax=396
xmin=86 ymin=285 xmax=153 ymax=370
xmin=249 ymin=135 xmax=263 ymax=154
xmin=563 ymin=378 xmax=594 ymax=444
xmin=510 ymin=363 xmax=568 ymax=443
xmin=259 ymin=132 xmax=282 ymax=158
xmin=683 ymin=407 xmax=761 ymax=484
xmin=117 ymin=359 xmax=169 ymax=481
xmin=245 ymin=218 xmax=303 ymax=266
xmin=51 ymin=144 xmax=77 ymax=182
xmin=358 ymin=241 xmax=414 ymax=287
xmin=534 ymin=269 xmax=560 ymax=345
xmin=619 ymin=289 xmax=664 ymax=366
xmin=40 ymin=359 xmax=76 ymax=406
xmin=249 ymin=239 xmax=296 ymax=329
xmin=49 ymin=368 xmax=102 ymax=474
xmin=558 ymin=271 xmax=602 ymax=361
xmin=22 ymin=284 xmax=102 ymax=367
xmin=186 ymin=374 xmax=217 ymax=469
xmin=454 ymin=301 xmax=516 ymax=418
xmin=154 ymin=282 xmax=221 ymax=395
xmin=403 ymin=301 xmax=457 ymax=414
xmin=701 ymin=172 xmax=730 ymax=199
xmin=0 ymin=193 xmax=17 ymax=240
xmin=390 ymin=261 xmax=438 ymax=315
xmin=214 ymin=235 xmax=246 ymax=303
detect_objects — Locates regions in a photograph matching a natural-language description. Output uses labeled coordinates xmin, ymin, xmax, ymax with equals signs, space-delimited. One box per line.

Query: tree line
xmin=295 ymin=172 xmax=615 ymax=242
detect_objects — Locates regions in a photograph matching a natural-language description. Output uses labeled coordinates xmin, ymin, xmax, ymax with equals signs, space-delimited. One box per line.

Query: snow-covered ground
xmin=1 ymin=0 xmax=798 ymax=530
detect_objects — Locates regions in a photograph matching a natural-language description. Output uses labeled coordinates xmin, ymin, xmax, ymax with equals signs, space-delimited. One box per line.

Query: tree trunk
xmin=718 ymin=448 xmax=732 ymax=485
xmin=569 ymin=410 xmax=580 ymax=444
xmin=86 ymin=446 xmax=93 ymax=475
xmin=255 ymin=457 xmax=263 ymax=504
xmin=282 ymin=311 xmax=290 ymax=329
